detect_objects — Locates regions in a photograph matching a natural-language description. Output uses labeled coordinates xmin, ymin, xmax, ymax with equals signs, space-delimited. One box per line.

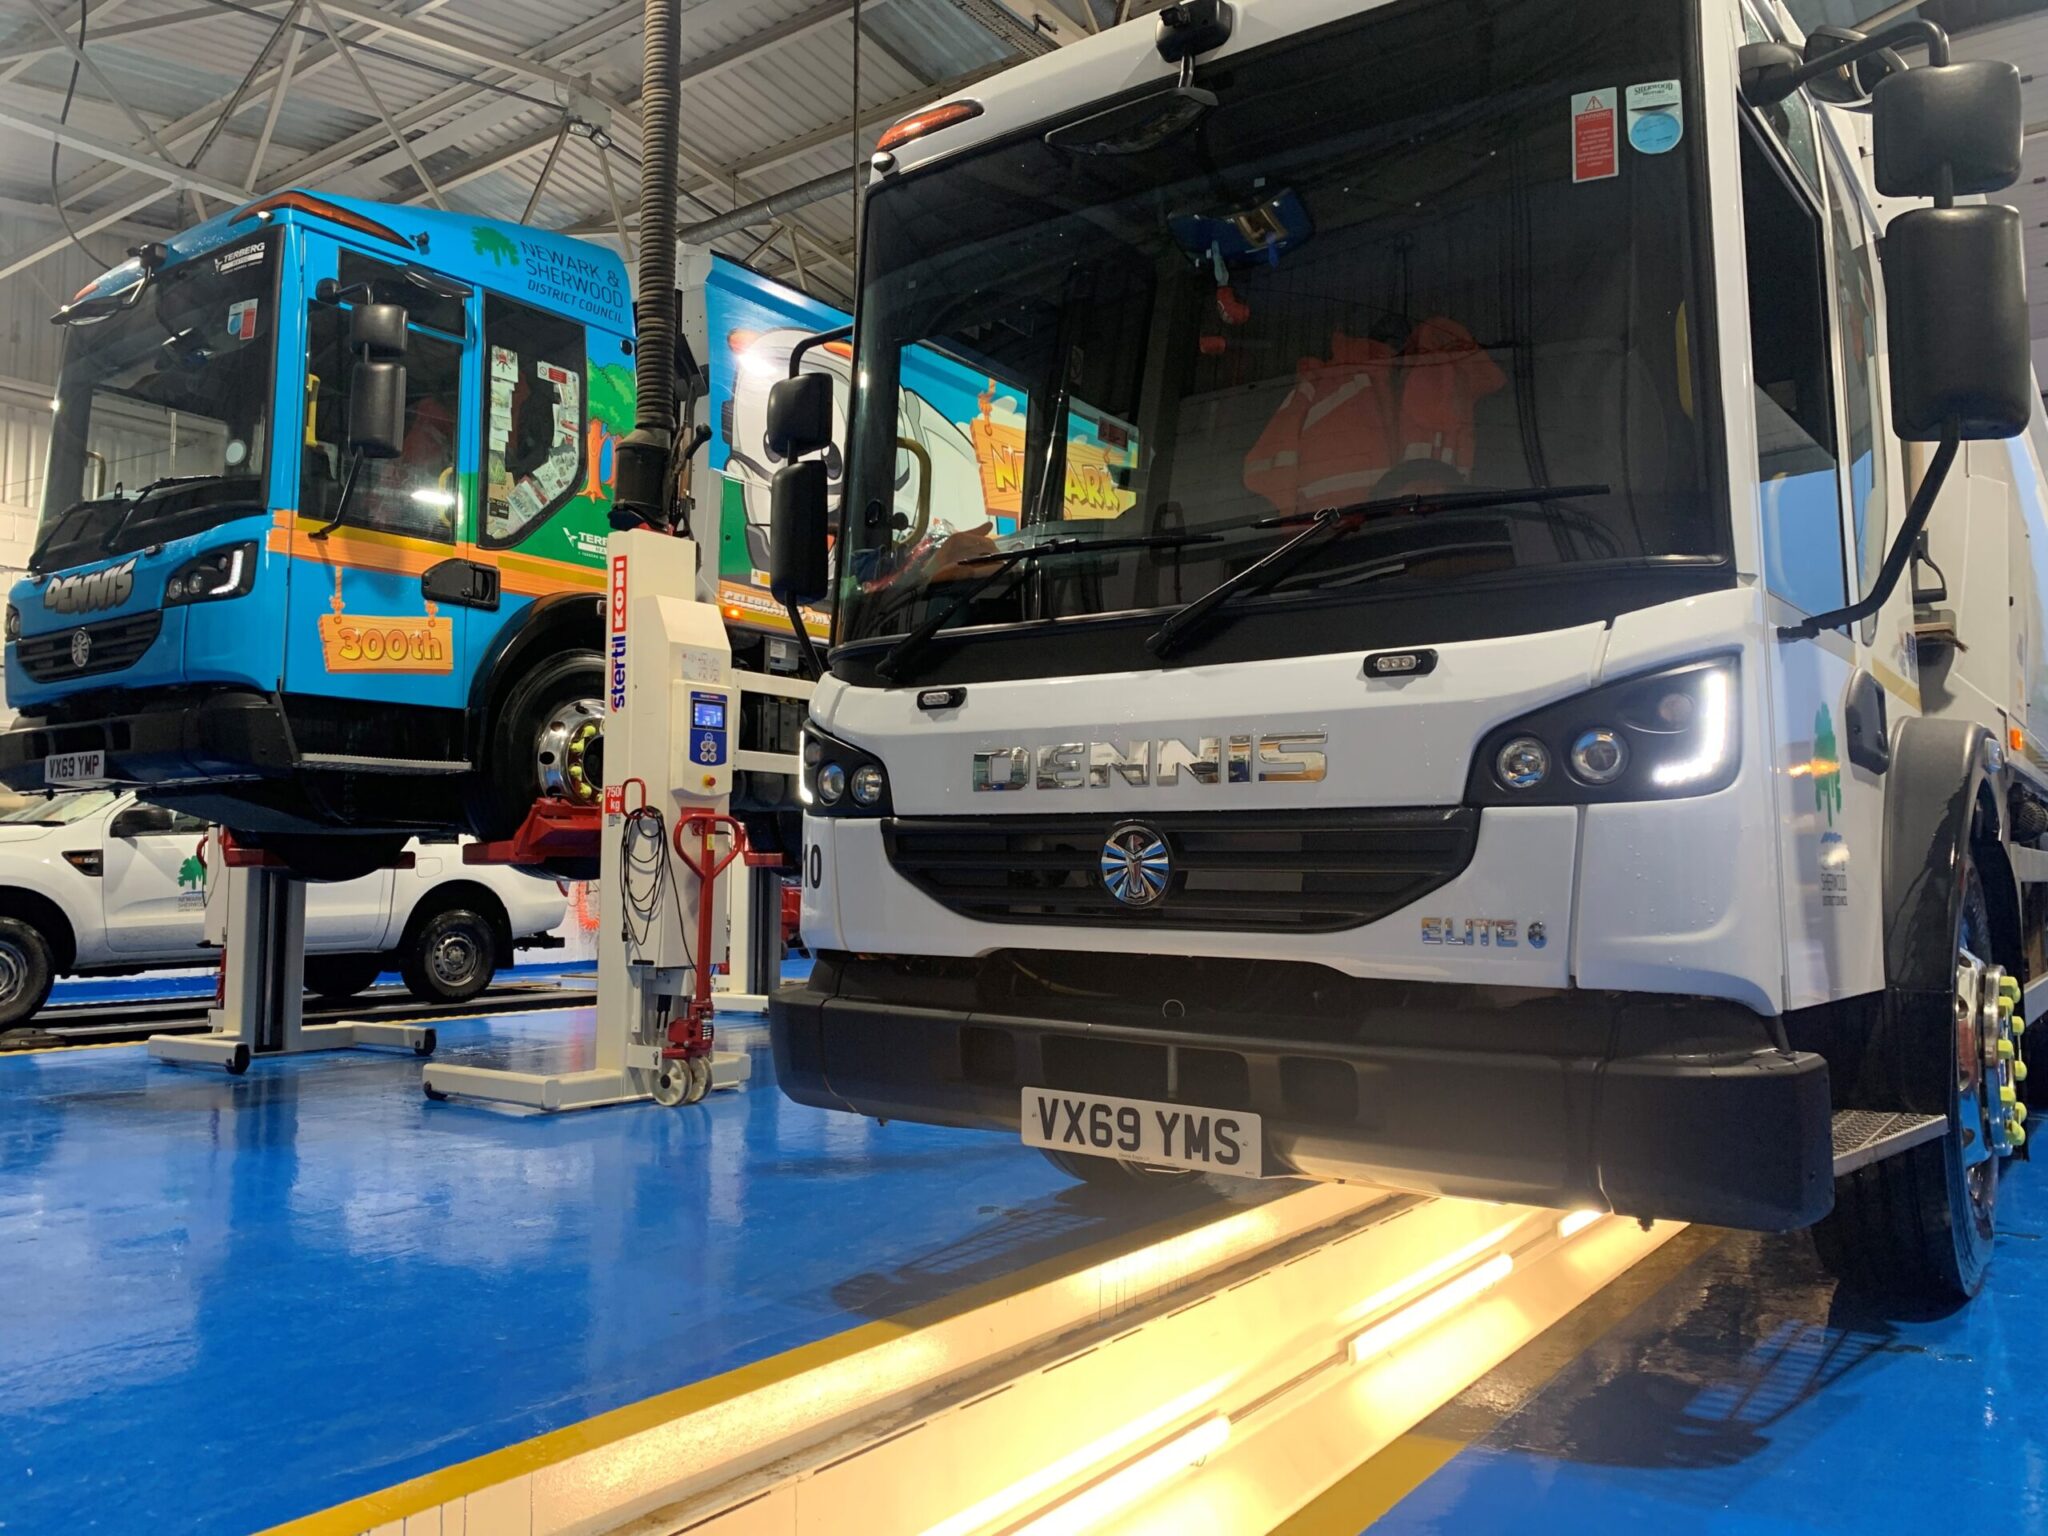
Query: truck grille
xmin=17 ymin=612 xmax=163 ymax=681
xmin=883 ymin=807 xmax=1480 ymax=932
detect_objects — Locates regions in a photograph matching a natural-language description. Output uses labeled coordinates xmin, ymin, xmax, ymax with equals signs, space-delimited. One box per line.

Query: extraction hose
xmin=613 ymin=0 xmax=682 ymax=527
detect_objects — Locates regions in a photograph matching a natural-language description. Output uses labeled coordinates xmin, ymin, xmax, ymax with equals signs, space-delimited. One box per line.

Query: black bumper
xmin=771 ymin=954 xmax=1836 ymax=1231
xmin=0 ymin=688 xmax=295 ymax=792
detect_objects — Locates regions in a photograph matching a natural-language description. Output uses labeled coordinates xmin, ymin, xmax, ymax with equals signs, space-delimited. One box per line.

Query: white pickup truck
xmin=0 ymin=789 xmax=568 ymax=1026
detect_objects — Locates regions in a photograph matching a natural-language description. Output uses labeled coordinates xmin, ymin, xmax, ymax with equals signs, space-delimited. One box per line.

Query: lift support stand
xmin=147 ymin=840 xmax=434 ymax=1075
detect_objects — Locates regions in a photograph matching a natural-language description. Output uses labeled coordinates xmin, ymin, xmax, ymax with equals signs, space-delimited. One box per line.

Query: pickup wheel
xmin=469 ymin=651 xmax=603 ymax=847
xmin=0 ymin=917 xmax=54 ymax=1028
xmin=1812 ymin=858 xmax=2003 ymax=1304
xmin=304 ymin=952 xmax=384 ymax=1001
xmin=400 ymin=907 xmax=498 ymax=1005
xmin=1041 ymin=1148 xmax=1201 ymax=1191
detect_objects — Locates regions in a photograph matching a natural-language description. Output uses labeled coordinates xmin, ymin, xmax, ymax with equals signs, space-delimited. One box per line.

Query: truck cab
xmin=0 ymin=192 xmax=656 ymax=878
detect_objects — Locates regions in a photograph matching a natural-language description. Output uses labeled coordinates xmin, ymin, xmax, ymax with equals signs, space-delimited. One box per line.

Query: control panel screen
xmin=692 ymin=699 xmax=726 ymax=730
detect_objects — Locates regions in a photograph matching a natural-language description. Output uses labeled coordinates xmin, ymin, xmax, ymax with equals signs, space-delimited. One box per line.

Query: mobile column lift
xmin=420 ymin=528 xmax=756 ymax=1110
xmin=146 ymin=834 xmax=435 ymax=1074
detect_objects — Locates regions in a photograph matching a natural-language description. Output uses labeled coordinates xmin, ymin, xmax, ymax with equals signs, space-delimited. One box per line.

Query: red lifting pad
xmin=464 ymin=799 xmax=600 ymax=868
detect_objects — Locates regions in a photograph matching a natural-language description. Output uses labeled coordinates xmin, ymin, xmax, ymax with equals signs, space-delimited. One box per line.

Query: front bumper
xmin=0 ymin=687 xmax=294 ymax=792
xmin=771 ymin=953 xmax=1835 ymax=1231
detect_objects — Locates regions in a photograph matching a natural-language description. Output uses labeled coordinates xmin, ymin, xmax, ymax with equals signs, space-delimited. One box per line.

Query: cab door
xmin=1732 ymin=32 xmax=1893 ymax=1010
xmin=283 ymin=240 xmax=479 ymax=717
xmin=100 ymin=799 xmax=213 ymax=957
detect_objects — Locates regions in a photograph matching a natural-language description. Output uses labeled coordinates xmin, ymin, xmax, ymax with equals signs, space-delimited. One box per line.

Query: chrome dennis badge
xmin=1022 ymin=1087 xmax=1264 ymax=1177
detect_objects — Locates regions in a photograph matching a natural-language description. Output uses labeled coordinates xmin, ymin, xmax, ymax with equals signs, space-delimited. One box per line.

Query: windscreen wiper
xmin=874 ymin=532 xmax=1222 ymax=680
xmin=1145 ymin=483 xmax=1610 ymax=658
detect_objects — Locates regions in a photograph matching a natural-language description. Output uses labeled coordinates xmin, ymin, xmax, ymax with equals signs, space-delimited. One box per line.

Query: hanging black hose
xmin=613 ymin=0 xmax=684 ymax=529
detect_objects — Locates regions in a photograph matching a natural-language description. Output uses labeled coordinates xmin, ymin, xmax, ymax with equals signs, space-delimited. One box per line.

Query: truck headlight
xmin=164 ymin=542 xmax=256 ymax=606
xmin=803 ymin=720 xmax=891 ymax=816
xmin=4 ymin=604 xmax=18 ymax=643
xmin=1468 ymin=657 xmax=1740 ymax=805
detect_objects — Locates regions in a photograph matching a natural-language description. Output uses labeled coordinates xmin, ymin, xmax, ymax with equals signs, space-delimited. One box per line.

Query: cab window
xmin=302 ymin=254 xmax=467 ymax=543
xmin=1823 ymin=140 xmax=1889 ymax=616
xmin=481 ymin=295 xmax=587 ymax=548
xmin=1741 ymin=118 xmax=1846 ymax=617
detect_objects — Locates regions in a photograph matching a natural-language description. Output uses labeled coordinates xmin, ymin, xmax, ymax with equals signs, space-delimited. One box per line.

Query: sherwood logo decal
xmin=44 ymin=559 xmax=136 ymax=615
xmin=973 ymin=733 xmax=1327 ymax=790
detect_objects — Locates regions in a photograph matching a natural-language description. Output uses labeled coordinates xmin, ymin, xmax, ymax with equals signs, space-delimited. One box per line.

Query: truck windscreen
xmin=839 ymin=0 xmax=1720 ymax=662
xmin=36 ymin=233 xmax=279 ymax=571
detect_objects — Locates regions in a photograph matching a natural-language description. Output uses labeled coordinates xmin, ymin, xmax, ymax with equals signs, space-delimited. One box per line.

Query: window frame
xmin=1737 ymin=95 xmax=1852 ymax=622
xmin=477 ymin=292 xmax=590 ymax=551
xmin=302 ymin=244 xmax=475 ymax=546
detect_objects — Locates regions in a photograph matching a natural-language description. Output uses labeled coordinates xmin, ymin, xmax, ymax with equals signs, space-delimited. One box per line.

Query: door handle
xmin=422 ymin=558 xmax=500 ymax=611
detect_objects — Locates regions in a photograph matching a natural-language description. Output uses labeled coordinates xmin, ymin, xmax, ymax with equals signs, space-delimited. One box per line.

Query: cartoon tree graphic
xmin=1813 ymin=705 xmax=1843 ymax=826
xmin=177 ymin=855 xmax=206 ymax=890
xmin=472 ymin=226 xmax=520 ymax=268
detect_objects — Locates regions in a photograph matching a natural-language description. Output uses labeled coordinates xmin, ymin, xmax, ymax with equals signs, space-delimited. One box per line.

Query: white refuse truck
xmin=766 ymin=0 xmax=2046 ymax=1301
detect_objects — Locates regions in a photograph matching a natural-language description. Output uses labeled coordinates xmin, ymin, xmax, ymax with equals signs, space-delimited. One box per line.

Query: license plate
xmin=45 ymin=749 xmax=106 ymax=786
xmin=1021 ymin=1087 xmax=1263 ymax=1178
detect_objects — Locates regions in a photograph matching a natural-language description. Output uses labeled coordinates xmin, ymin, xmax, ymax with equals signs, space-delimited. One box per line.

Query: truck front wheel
xmin=1812 ymin=859 xmax=2004 ymax=1303
xmin=469 ymin=650 xmax=603 ymax=879
xmin=304 ymin=952 xmax=384 ymax=1001
xmin=0 ymin=917 xmax=54 ymax=1028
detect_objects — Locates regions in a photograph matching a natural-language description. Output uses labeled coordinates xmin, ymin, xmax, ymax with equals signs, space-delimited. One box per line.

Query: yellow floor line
xmin=1273 ymin=1224 xmax=1720 ymax=1533
xmin=2 ymin=1002 xmax=594 ymax=1056
xmin=257 ymin=1194 xmax=1265 ymax=1536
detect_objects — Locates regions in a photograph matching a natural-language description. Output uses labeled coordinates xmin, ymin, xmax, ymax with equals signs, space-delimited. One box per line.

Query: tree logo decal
xmin=177 ymin=855 xmax=206 ymax=890
xmin=472 ymin=227 xmax=519 ymax=268
xmin=1813 ymin=705 xmax=1843 ymax=826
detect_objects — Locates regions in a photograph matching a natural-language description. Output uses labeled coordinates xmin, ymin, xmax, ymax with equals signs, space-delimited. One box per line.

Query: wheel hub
xmin=1957 ymin=950 xmax=2027 ymax=1162
xmin=429 ymin=930 xmax=479 ymax=989
xmin=536 ymin=699 xmax=603 ymax=806
xmin=0 ymin=941 xmax=26 ymax=1005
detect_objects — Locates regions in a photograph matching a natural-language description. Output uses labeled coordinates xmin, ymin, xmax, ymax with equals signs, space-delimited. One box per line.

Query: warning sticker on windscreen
xmin=1571 ymin=89 xmax=1619 ymax=183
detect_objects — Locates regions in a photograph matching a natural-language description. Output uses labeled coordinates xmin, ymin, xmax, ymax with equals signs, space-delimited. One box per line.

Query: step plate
xmin=1831 ymin=1109 xmax=1947 ymax=1176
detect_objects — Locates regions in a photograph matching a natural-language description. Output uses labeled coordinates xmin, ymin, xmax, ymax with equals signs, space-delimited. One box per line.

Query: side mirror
xmin=768 ymin=461 xmax=831 ymax=605
xmin=1872 ymin=60 xmax=2022 ymax=197
xmin=767 ymin=373 xmax=833 ymax=460
xmin=349 ymin=361 xmax=407 ymax=460
xmin=1886 ymin=205 xmax=2030 ymax=442
xmin=350 ymin=302 xmax=409 ymax=360
xmin=1802 ymin=26 xmax=1904 ymax=108
xmin=110 ymin=804 xmax=176 ymax=837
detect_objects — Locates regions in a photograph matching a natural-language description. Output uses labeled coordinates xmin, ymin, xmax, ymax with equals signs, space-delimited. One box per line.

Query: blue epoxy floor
xmin=0 ymin=1000 xmax=1249 ymax=1535
xmin=1367 ymin=1166 xmax=2048 ymax=1534
xmin=44 ymin=958 xmax=593 ymax=1007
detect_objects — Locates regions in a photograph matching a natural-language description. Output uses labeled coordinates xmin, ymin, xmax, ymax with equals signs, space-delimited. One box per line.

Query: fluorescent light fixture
xmin=1651 ymin=665 xmax=1732 ymax=788
xmin=920 ymin=1378 xmax=1229 ymax=1536
xmin=1557 ymin=1209 xmax=1603 ymax=1240
xmin=1347 ymin=1252 xmax=1513 ymax=1366
xmin=410 ymin=488 xmax=457 ymax=509
xmin=1013 ymin=1415 xmax=1231 ymax=1536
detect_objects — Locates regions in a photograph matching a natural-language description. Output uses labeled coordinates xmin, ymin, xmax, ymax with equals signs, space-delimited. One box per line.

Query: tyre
xmin=1041 ymin=1147 xmax=1202 ymax=1190
xmin=0 ymin=916 xmax=55 ymax=1028
xmin=1812 ymin=858 xmax=2005 ymax=1303
xmin=249 ymin=832 xmax=409 ymax=884
xmin=468 ymin=650 xmax=603 ymax=843
xmin=303 ymin=952 xmax=384 ymax=1000
xmin=400 ymin=907 xmax=498 ymax=1004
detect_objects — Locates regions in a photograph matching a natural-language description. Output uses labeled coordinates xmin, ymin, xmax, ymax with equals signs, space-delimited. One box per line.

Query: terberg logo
xmin=973 ymin=732 xmax=1328 ymax=790
xmin=43 ymin=558 xmax=136 ymax=615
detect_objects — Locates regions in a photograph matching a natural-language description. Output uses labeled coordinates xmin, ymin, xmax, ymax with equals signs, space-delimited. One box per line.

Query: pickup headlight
xmin=803 ymin=721 xmax=890 ymax=816
xmin=1466 ymin=657 xmax=1740 ymax=804
xmin=164 ymin=542 xmax=256 ymax=606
